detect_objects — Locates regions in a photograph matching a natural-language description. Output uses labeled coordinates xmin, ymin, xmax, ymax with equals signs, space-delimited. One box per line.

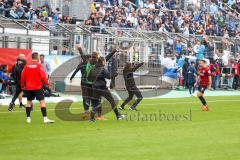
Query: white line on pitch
xmin=0 ymin=99 xmax=240 ymax=114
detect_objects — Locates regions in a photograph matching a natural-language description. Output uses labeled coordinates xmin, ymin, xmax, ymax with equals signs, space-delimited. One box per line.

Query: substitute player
xmin=21 ymin=52 xmax=54 ymax=124
xmin=196 ymin=60 xmax=212 ymax=111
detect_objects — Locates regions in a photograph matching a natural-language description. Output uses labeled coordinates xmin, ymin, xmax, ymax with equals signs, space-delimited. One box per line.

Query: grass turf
xmin=0 ymin=96 xmax=239 ymax=160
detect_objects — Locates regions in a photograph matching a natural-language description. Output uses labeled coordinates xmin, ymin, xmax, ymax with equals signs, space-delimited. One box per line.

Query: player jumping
xmin=119 ymin=62 xmax=144 ymax=111
xmin=196 ymin=60 xmax=212 ymax=111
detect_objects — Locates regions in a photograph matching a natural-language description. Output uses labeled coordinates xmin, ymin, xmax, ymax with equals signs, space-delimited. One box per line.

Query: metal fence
xmin=1 ymin=17 xmax=240 ymax=90
xmin=1 ymin=16 xmax=240 ymax=59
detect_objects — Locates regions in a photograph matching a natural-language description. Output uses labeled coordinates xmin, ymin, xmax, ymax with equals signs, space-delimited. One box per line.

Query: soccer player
xmin=196 ymin=60 xmax=212 ymax=111
xmin=21 ymin=52 xmax=54 ymax=124
xmin=8 ymin=54 xmax=27 ymax=111
xmin=89 ymin=57 xmax=125 ymax=121
xmin=119 ymin=62 xmax=144 ymax=111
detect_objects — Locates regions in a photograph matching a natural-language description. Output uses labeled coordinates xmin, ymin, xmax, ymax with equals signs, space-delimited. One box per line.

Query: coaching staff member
xmin=21 ymin=52 xmax=54 ymax=124
xmin=8 ymin=54 xmax=26 ymax=111
xmin=119 ymin=62 xmax=144 ymax=111
xmin=70 ymin=45 xmax=93 ymax=113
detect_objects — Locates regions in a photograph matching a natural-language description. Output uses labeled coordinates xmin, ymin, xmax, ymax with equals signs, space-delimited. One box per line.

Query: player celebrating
xmin=70 ymin=45 xmax=92 ymax=114
xmin=196 ymin=60 xmax=212 ymax=111
xmin=89 ymin=57 xmax=125 ymax=121
xmin=21 ymin=52 xmax=54 ymax=124
xmin=119 ymin=62 xmax=144 ymax=111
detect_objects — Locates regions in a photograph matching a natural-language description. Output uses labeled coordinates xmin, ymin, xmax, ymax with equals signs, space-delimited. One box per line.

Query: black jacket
xmin=11 ymin=59 xmax=26 ymax=86
xmin=70 ymin=59 xmax=98 ymax=85
xmin=123 ymin=63 xmax=144 ymax=88
xmin=88 ymin=50 xmax=118 ymax=88
xmin=70 ymin=47 xmax=93 ymax=85
xmin=91 ymin=63 xmax=111 ymax=88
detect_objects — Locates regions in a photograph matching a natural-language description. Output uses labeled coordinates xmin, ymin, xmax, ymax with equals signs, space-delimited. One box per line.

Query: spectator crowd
xmin=86 ymin=0 xmax=240 ymax=91
xmin=86 ymin=0 xmax=240 ymax=37
xmin=0 ymin=0 xmax=239 ymax=37
xmin=0 ymin=0 xmax=240 ymax=95
xmin=0 ymin=0 xmax=76 ymax=24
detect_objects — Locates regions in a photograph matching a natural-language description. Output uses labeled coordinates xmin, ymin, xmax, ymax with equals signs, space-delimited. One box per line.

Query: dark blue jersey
xmin=187 ymin=66 xmax=197 ymax=84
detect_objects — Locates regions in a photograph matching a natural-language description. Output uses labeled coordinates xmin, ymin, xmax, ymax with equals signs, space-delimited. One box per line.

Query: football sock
xmin=113 ymin=108 xmax=120 ymax=117
xmin=198 ymin=96 xmax=207 ymax=106
xmin=26 ymin=107 xmax=31 ymax=117
xmin=41 ymin=107 xmax=47 ymax=117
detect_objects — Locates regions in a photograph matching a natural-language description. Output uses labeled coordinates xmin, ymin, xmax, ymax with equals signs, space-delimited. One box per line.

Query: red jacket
xmin=235 ymin=64 xmax=240 ymax=76
xmin=209 ymin=63 xmax=220 ymax=76
xmin=21 ymin=60 xmax=49 ymax=90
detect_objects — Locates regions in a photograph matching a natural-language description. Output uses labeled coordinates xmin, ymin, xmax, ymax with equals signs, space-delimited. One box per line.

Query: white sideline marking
xmin=0 ymin=99 xmax=239 ymax=114
xmin=140 ymin=99 xmax=240 ymax=106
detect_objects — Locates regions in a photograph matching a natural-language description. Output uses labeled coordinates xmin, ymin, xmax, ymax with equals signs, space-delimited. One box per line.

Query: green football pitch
xmin=0 ymin=96 xmax=239 ymax=160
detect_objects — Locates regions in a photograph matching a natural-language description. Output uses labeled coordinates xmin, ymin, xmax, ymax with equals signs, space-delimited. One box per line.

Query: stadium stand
xmin=86 ymin=0 xmax=240 ymax=37
xmin=0 ymin=0 xmax=76 ymax=24
xmin=0 ymin=0 xmax=240 ymax=98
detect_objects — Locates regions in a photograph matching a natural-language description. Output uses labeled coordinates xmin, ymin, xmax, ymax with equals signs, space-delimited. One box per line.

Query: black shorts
xmin=198 ymin=86 xmax=207 ymax=94
xmin=25 ymin=89 xmax=45 ymax=101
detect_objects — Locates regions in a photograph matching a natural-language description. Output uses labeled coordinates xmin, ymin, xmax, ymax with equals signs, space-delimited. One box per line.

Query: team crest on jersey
xmin=28 ymin=65 xmax=37 ymax=68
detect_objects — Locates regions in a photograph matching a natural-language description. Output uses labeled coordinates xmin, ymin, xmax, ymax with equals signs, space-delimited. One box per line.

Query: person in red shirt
xmin=233 ymin=60 xmax=240 ymax=90
xmin=209 ymin=59 xmax=220 ymax=90
xmin=21 ymin=52 xmax=54 ymax=124
xmin=196 ymin=60 xmax=212 ymax=111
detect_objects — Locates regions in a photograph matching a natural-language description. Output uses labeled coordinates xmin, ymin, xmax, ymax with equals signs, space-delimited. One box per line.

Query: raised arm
xmin=132 ymin=62 xmax=144 ymax=72
xmin=76 ymin=45 xmax=89 ymax=62
xmin=105 ymin=48 xmax=118 ymax=62
xmin=70 ymin=63 xmax=83 ymax=81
